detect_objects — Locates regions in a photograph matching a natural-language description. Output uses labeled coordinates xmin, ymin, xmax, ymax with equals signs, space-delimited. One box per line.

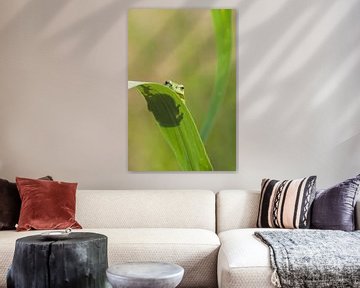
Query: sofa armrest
xmin=356 ymin=200 xmax=360 ymax=230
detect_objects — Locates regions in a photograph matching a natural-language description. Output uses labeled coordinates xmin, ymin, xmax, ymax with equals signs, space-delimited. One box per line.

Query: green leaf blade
xmin=200 ymin=9 xmax=234 ymax=141
xmin=129 ymin=81 xmax=213 ymax=171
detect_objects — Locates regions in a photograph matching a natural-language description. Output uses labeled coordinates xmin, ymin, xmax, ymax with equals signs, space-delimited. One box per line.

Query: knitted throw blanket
xmin=255 ymin=230 xmax=360 ymax=288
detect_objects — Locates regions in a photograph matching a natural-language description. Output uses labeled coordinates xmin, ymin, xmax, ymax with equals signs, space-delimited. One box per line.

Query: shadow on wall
xmin=0 ymin=0 xmax=139 ymax=57
xmin=0 ymin=0 xmax=70 ymax=36
xmin=236 ymin=0 xmax=360 ymax=142
xmin=43 ymin=1 xmax=126 ymax=56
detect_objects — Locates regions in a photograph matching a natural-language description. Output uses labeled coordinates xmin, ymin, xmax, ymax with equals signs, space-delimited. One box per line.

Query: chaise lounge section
xmin=216 ymin=189 xmax=360 ymax=288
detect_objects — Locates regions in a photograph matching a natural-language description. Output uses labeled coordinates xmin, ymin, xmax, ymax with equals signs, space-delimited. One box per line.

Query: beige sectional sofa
xmin=1 ymin=189 xmax=359 ymax=288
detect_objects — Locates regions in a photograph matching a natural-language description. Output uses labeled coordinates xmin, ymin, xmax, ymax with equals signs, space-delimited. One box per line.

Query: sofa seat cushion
xmin=0 ymin=228 xmax=219 ymax=288
xmin=101 ymin=228 xmax=220 ymax=288
xmin=218 ymin=228 xmax=282 ymax=288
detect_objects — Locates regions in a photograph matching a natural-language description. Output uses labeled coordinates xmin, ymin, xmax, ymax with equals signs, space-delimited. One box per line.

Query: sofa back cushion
xmin=217 ymin=190 xmax=360 ymax=232
xmin=76 ymin=190 xmax=216 ymax=231
xmin=216 ymin=190 xmax=260 ymax=233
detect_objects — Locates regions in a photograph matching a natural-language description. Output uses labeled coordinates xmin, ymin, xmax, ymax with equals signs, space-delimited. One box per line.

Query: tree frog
xmin=164 ymin=80 xmax=185 ymax=101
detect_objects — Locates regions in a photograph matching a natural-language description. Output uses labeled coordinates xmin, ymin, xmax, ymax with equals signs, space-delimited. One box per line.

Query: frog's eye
xmin=165 ymin=80 xmax=170 ymax=85
xmin=179 ymin=86 xmax=184 ymax=90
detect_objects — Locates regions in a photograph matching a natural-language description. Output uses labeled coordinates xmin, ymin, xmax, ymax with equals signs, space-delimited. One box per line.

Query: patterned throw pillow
xmin=257 ymin=176 xmax=317 ymax=229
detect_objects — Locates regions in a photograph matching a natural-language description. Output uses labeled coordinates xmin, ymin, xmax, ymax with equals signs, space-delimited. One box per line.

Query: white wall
xmin=0 ymin=0 xmax=359 ymax=191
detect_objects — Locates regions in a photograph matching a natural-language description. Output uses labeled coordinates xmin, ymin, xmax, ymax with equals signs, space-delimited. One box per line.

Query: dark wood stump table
xmin=7 ymin=232 xmax=108 ymax=288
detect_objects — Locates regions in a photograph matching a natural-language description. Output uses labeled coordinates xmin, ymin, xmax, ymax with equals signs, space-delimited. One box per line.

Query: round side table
xmin=106 ymin=262 xmax=184 ymax=288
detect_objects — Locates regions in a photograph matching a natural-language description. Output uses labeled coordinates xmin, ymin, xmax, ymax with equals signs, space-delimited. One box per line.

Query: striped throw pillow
xmin=257 ymin=176 xmax=317 ymax=229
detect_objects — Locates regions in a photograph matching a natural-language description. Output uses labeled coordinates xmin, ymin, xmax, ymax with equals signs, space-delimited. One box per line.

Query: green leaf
xmin=200 ymin=9 xmax=234 ymax=141
xmin=128 ymin=81 xmax=213 ymax=171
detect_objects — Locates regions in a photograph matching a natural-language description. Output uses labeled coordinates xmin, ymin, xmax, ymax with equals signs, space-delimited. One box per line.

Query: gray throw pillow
xmin=311 ymin=174 xmax=360 ymax=231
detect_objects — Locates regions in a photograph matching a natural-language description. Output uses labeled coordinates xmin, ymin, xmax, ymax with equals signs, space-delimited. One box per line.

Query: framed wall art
xmin=128 ymin=9 xmax=236 ymax=171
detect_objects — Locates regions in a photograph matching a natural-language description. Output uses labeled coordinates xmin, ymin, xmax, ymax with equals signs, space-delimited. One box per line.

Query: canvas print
xmin=128 ymin=9 xmax=236 ymax=171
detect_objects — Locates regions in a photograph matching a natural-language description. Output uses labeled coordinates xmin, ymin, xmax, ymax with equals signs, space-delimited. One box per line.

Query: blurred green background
xmin=128 ymin=9 xmax=236 ymax=171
